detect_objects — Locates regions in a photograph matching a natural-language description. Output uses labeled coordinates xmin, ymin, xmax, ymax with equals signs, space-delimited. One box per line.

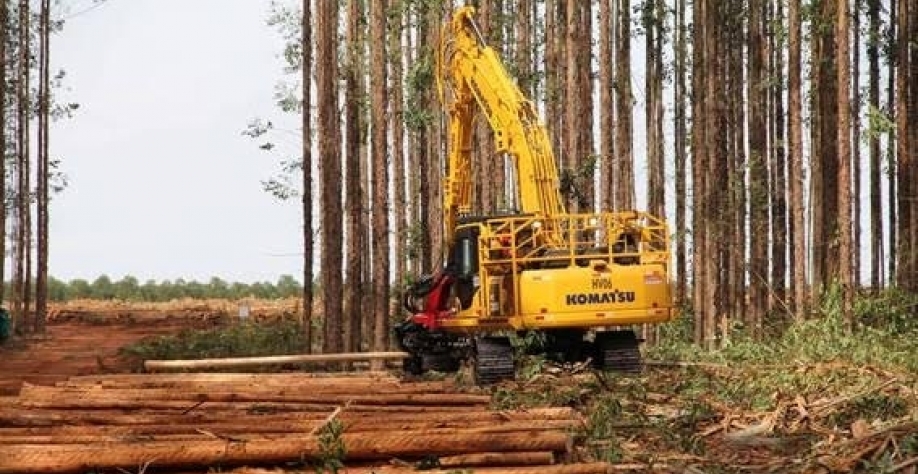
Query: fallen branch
xmin=890 ymin=456 xmax=918 ymax=473
xmin=309 ymin=404 xmax=346 ymax=435
xmin=809 ymin=377 xmax=900 ymax=413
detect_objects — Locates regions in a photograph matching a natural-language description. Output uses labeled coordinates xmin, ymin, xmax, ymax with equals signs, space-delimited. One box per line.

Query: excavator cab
xmin=447 ymin=225 xmax=481 ymax=310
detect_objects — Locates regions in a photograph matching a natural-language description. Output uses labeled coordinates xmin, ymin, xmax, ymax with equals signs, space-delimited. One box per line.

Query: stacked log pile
xmin=0 ymin=373 xmax=609 ymax=473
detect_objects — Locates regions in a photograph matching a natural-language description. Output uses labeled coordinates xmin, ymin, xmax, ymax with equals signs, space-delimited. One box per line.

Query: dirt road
xmin=0 ymin=317 xmax=201 ymax=395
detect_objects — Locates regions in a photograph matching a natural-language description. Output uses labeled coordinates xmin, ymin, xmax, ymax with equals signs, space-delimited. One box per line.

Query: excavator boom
xmin=438 ymin=6 xmax=564 ymax=238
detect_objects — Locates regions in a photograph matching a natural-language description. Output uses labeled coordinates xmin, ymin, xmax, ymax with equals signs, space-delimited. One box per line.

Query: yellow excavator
xmin=395 ymin=6 xmax=674 ymax=383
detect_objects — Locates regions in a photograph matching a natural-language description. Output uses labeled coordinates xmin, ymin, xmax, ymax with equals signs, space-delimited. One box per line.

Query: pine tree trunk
xmin=343 ymin=0 xmax=364 ymax=354
xmin=545 ymin=0 xmax=561 ymax=165
xmin=516 ymin=0 xmax=532 ymax=98
xmin=359 ymin=62 xmax=372 ymax=354
xmin=35 ymin=0 xmax=51 ymax=333
xmin=564 ymin=0 xmax=580 ymax=210
xmin=836 ymin=0 xmax=853 ymax=326
xmin=640 ymin=0 xmax=664 ymax=345
xmin=370 ymin=0 xmax=390 ymax=355
xmin=578 ymin=1 xmax=594 ymax=209
xmin=417 ymin=7 xmax=433 ymax=273
xmin=788 ymin=0 xmax=807 ymax=317
xmin=301 ymin=0 xmax=314 ymax=352
xmin=391 ymin=0 xmax=407 ymax=311
xmin=895 ymin=0 xmax=913 ymax=289
xmin=510 ymin=0 xmax=533 ymax=208
xmin=15 ymin=0 xmax=31 ymax=334
xmin=852 ymin=1 xmax=861 ymax=290
xmin=748 ymin=0 xmax=767 ymax=335
xmin=868 ymin=0 xmax=883 ymax=289
xmin=674 ymin=0 xmax=687 ymax=304
xmin=727 ymin=2 xmax=746 ymax=326
xmin=317 ymin=0 xmax=344 ymax=354
xmin=887 ymin=0 xmax=896 ymax=283
xmin=691 ymin=0 xmax=708 ymax=346
xmin=814 ymin=0 xmax=840 ymax=293
xmin=646 ymin=0 xmax=665 ymax=220
xmin=476 ymin=0 xmax=493 ymax=215
xmin=615 ymin=0 xmax=634 ymax=210
xmin=599 ymin=0 xmax=615 ymax=211
xmin=909 ymin=0 xmax=918 ymax=291
xmin=405 ymin=7 xmax=420 ymax=277
xmin=426 ymin=4 xmax=444 ymax=266
xmin=358 ymin=1 xmax=372 ymax=353
xmin=492 ymin=0 xmax=507 ymax=210
xmin=703 ymin=0 xmax=722 ymax=349
xmin=809 ymin=3 xmax=823 ymax=294
xmin=770 ymin=0 xmax=787 ymax=315
xmin=0 ymin=0 xmax=6 ymax=310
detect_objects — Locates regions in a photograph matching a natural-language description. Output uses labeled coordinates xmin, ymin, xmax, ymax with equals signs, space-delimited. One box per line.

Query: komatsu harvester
xmin=396 ymin=6 xmax=675 ymax=384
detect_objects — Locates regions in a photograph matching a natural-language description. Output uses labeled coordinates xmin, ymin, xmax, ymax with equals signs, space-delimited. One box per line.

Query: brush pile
xmin=537 ymin=361 xmax=918 ymax=473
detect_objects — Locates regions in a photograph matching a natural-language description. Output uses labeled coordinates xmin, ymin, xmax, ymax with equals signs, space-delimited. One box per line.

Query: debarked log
xmin=320 ymin=462 xmax=612 ymax=474
xmin=0 ymin=431 xmax=572 ymax=473
xmin=143 ymin=352 xmax=411 ymax=371
xmin=0 ymin=406 xmax=579 ymax=428
xmin=17 ymin=384 xmax=489 ymax=407
xmin=180 ymin=462 xmax=612 ymax=474
xmin=62 ymin=371 xmax=396 ymax=385
xmin=0 ymin=419 xmax=582 ymax=442
xmin=437 ymin=451 xmax=556 ymax=467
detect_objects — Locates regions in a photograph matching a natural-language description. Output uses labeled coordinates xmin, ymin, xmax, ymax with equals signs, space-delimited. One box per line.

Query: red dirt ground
xmin=0 ymin=315 xmax=210 ymax=396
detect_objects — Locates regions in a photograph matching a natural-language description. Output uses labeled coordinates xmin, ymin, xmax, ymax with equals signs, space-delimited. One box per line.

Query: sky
xmin=50 ymin=0 xmax=302 ymax=284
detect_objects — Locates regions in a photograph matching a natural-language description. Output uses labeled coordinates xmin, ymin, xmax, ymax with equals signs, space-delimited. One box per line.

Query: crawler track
xmin=474 ymin=336 xmax=516 ymax=384
xmin=594 ymin=330 xmax=643 ymax=374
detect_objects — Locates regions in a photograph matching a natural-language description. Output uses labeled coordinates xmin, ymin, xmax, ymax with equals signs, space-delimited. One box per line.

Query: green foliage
xmin=245 ymin=2 xmax=307 ymax=203
xmin=491 ymin=379 xmax=585 ymax=410
xmin=649 ymin=399 xmax=715 ymax=455
xmin=120 ymin=319 xmax=311 ymax=362
xmin=644 ymin=288 xmax=918 ymax=415
xmin=404 ymin=49 xmax=435 ymax=131
xmin=865 ymin=104 xmax=896 ymax=141
xmin=901 ymin=433 xmax=918 ymax=456
xmin=649 ymin=287 xmax=918 ymax=374
xmin=856 ymin=287 xmax=918 ymax=332
xmin=559 ymin=154 xmax=599 ymax=209
xmin=315 ymin=419 xmax=346 ymax=473
xmin=44 ymin=275 xmax=305 ymax=302
xmin=266 ymin=1 xmax=304 ymax=72
xmin=517 ymin=355 xmax=548 ymax=380
xmin=404 ymin=222 xmax=427 ymax=262
xmin=586 ymin=393 xmax=624 ymax=440
xmin=827 ymin=393 xmax=909 ymax=428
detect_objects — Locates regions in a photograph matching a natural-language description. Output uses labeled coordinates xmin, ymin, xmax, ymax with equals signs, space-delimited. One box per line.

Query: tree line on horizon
xmin=34 ymin=275 xmax=305 ymax=303
xmin=253 ymin=0 xmax=916 ymax=353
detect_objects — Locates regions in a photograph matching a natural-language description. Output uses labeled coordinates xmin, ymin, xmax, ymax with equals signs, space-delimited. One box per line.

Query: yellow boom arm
xmin=437 ymin=6 xmax=565 ymax=239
